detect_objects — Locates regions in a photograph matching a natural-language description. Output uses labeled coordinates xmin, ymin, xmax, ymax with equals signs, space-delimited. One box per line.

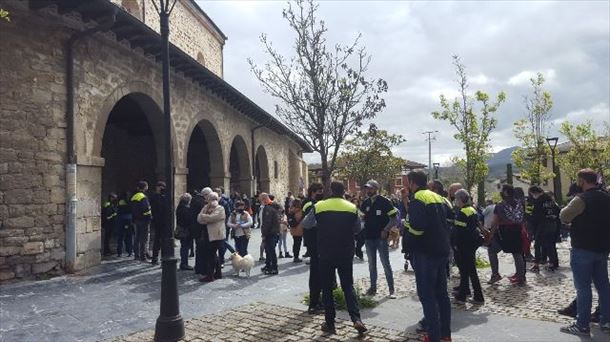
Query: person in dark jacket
xmin=116 ymin=192 xmax=133 ymax=257
xmin=131 ymin=181 xmax=152 ymax=261
xmin=192 ymin=187 xmax=212 ymax=275
xmin=301 ymin=182 xmax=368 ymax=336
xmin=176 ymin=193 xmax=194 ymax=270
xmin=529 ymin=186 xmax=560 ymax=272
xmin=150 ymin=181 xmax=169 ymax=265
xmin=259 ymin=193 xmax=281 ymax=275
xmin=303 ymin=182 xmax=325 ymax=313
xmin=559 ymin=169 xmax=610 ymax=337
xmin=101 ymin=193 xmax=118 ymax=257
xmin=404 ymin=170 xmax=451 ymax=342
xmin=452 ymin=189 xmax=484 ymax=304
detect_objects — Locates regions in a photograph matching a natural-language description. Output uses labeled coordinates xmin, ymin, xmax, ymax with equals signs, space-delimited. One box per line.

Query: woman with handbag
xmin=288 ymin=199 xmax=304 ymax=263
xmin=488 ymin=184 xmax=526 ymax=285
xmin=176 ymin=193 xmax=194 ymax=270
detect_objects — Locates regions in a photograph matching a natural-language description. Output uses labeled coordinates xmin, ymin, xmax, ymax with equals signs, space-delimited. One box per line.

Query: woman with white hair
xmin=197 ymin=191 xmax=226 ymax=282
xmin=176 ymin=193 xmax=194 ymax=270
xmin=452 ymin=189 xmax=485 ymax=304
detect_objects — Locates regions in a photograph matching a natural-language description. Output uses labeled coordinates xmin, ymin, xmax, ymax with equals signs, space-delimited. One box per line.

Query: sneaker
xmin=557 ymin=306 xmax=577 ymax=318
xmin=404 ymin=262 xmax=409 ymax=271
xmin=453 ymin=294 xmax=467 ymax=303
xmin=510 ymin=276 xmax=526 ymax=285
xmin=321 ymin=322 xmax=336 ymax=334
xmin=487 ymin=274 xmax=502 ymax=284
xmin=285 ymin=252 xmax=292 ymax=258
xmin=529 ymin=264 xmax=540 ymax=273
xmin=179 ymin=265 xmax=194 ymax=271
xmin=560 ymin=323 xmax=590 ymax=337
xmin=600 ymin=323 xmax=610 ymax=333
xmin=259 ymin=257 xmax=265 ymax=262
xmin=293 ymin=258 xmax=303 ymax=263
xmin=470 ymin=297 xmax=485 ymax=305
xmin=354 ymin=321 xmax=367 ymax=335
xmin=199 ymin=276 xmax=214 ymax=283
xmin=365 ymin=287 xmax=377 ymax=296
xmin=308 ymin=306 xmax=323 ymax=315
xmin=279 ymin=252 xmax=284 ymax=258
xmin=387 ymin=291 xmax=397 ymax=299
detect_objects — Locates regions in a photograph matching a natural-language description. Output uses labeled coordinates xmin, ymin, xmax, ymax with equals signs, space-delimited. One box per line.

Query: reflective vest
xmin=314 ymin=197 xmax=358 ymax=260
xmin=403 ymin=189 xmax=451 ymax=256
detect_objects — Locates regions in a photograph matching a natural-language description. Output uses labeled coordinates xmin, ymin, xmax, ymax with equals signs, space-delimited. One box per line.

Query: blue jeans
xmin=278 ymin=231 xmax=288 ymax=254
xmin=571 ymin=248 xmax=610 ymax=328
xmin=411 ymin=253 xmax=451 ymax=342
xmin=235 ymin=236 xmax=249 ymax=256
xmin=365 ymin=239 xmax=394 ymax=293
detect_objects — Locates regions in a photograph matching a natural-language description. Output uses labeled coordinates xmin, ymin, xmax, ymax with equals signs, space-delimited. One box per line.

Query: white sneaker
xmin=387 ymin=292 xmax=397 ymax=299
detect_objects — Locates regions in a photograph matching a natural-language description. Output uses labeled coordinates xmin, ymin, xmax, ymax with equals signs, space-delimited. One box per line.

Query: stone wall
xmin=0 ymin=2 xmax=307 ymax=282
xmin=110 ymin=0 xmax=224 ymax=77
xmin=0 ymin=4 xmax=68 ymax=281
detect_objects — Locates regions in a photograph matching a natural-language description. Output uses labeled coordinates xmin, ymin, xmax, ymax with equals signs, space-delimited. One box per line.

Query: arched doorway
xmin=255 ymin=145 xmax=270 ymax=193
xmin=229 ymin=135 xmax=252 ymax=196
xmin=186 ymin=120 xmax=224 ymax=193
xmin=101 ymin=93 xmax=166 ymax=199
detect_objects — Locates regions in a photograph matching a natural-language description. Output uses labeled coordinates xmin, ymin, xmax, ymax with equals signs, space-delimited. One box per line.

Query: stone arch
xmin=185 ymin=119 xmax=224 ymax=192
xmin=229 ymin=135 xmax=252 ymax=195
xmin=121 ymin=0 xmax=142 ymax=20
xmin=92 ymin=81 xmax=178 ymax=161
xmin=255 ymin=145 xmax=270 ymax=193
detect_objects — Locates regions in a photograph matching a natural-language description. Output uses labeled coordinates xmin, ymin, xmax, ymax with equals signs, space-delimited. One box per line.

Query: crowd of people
xmin=100 ymin=167 xmax=610 ymax=341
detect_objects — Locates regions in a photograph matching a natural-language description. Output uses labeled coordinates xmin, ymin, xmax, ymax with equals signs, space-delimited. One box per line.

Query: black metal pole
xmin=434 ymin=167 xmax=439 ymax=180
xmin=551 ymin=149 xmax=562 ymax=205
xmin=155 ymin=7 xmax=184 ymax=342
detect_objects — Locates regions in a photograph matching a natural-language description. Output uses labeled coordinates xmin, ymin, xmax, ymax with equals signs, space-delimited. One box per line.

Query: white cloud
xmin=507 ymin=69 xmax=556 ymax=86
xmin=470 ymin=74 xmax=490 ymax=85
xmin=553 ymin=102 xmax=610 ymax=127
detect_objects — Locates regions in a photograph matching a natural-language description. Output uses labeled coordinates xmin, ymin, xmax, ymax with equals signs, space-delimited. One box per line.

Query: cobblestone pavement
xmin=107 ymin=303 xmax=420 ymax=342
xmin=356 ymin=242 xmax=599 ymax=325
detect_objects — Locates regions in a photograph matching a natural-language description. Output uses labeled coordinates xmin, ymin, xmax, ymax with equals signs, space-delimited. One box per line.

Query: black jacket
xmin=260 ymin=202 xmax=281 ymax=237
xmin=571 ymin=188 xmax=610 ymax=253
xmin=189 ymin=194 xmax=205 ymax=240
xmin=150 ymin=192 xmax=169 ymax=229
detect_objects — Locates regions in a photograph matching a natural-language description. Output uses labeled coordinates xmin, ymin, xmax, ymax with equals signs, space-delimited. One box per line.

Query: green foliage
xmin=303 ymin=285 xmax=378 ymax=310
xmin=475 ymin=256 xmax=491 ymax=269
xmin=490 ymin=192 xmax=502 ymax=204
xmin=512 ymin=73 xmax=554 ymax=185
xmin=0 ymin=8 xmax=9 ymax=22
xmin=558 ymin=121 xmax=610 ymax=180
xmin=432 ymin=56 xmax=506 ymax=192
xmin=338 ymin=124 xmax=406 ymax=189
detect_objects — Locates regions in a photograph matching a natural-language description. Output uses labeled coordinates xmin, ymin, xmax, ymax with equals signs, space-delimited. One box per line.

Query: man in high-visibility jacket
xmin=101 ymin=193 xmax=118 ymax=257
xmin=131 ymin=180 xmax=152 ymax=261
xmin=404 ymin=170 xmax=451 ymax=342
xmin=302 ymin=181 xmax=368 ymax=336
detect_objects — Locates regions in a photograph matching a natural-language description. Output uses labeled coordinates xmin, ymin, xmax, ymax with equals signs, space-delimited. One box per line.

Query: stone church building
xmin=0 ymin=0 xmax=311 ymax=281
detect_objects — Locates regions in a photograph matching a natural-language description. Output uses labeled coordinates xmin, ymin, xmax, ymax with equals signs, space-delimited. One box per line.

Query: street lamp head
xmin=546 ymin=137 xmax=559 ymax=150
xmin=433 ymin=162 xmax=440 ymax=169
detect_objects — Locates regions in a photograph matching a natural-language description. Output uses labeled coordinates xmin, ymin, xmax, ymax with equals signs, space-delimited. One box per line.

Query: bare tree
xmin=249 ymin=0 xmax=387 ymax=190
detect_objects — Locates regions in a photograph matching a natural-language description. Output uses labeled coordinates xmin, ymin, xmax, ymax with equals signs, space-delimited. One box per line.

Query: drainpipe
xmin=64 ymin=10 xmax=117 ymax=272
xmin=251 ymin=124 xmax=264 ymax=196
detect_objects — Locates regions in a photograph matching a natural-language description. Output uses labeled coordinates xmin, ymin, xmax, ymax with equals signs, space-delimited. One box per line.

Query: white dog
xmin=229 ymin=252 xmax=254 ymax=278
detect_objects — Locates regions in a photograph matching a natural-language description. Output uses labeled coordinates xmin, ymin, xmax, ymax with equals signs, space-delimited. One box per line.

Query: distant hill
xmin=487 ymin=146 xmax=518 ymax=178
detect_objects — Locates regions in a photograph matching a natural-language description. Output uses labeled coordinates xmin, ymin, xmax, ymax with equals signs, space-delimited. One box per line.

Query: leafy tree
xmin=249 ymin=0 xmax=387 ymax=190
xmin=432 ymin=56 xmax=506 ymax=192
xmin=512 ymin=73 xmax=553 ymax=185
xmin=338 ymin=124 xmax=406 ymax=190
xmin=558 ymin=121 xmax=610 ymax=180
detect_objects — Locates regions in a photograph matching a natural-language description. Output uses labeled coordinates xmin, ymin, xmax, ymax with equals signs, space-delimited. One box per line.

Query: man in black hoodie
xmin=150 ymin=181 xmax=169 ymax=265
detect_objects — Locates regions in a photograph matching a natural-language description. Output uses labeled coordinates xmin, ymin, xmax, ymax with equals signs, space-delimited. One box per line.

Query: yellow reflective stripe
xmin=143 ymin=210 xmax=152 ymax=216
xmin=314 ymin=198 xmax=357 ymax=214
xmin=387 ymin=207 xmax=398 ymax=216
xmin=103 ymin=202 xmax=111 ymax=208
xmin=460 ymin=206 xmax=477 ymax=217
xmin=414 ymin=190 xmax=445 ymax=205
xmin=454 ymin=220 xmax=467 ymax=227
xmin=303 ymin=201 xmax=313 ymax=212
xmin=131 ymin=192 xmax=146 ymax=202
xmin=118 ymin=199 xmax=128 ymax=206
xmin=106 ymin=213 xmax=117 ymax=220
xmin=443 ymin=198 xmax=453 ymax=209
xmin=403 ymin=220 xmax=424 ymax=236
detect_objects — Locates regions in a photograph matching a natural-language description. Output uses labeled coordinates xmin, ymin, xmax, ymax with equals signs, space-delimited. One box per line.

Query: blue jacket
xmin=404 ymin=189 xmax=451 ymax=257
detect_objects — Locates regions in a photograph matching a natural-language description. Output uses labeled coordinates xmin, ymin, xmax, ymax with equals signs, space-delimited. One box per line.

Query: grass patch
xmin=303 ymin=285 xmax=378 ymax=310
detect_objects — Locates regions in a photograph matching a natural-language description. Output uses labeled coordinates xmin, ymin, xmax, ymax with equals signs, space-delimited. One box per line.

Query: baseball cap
xmin=364 ymin=180 xmax=380 ymax=189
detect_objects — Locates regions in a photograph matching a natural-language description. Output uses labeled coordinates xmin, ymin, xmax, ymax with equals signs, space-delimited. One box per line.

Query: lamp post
xmin=150 ymin=1 xmax=184 ymax=341
xmin=433 ymin=162 xmax=440 ymax=180
xmin=546 ymin=137 xmax=562 ymax=205
xmin=423 ymin=130 xmax=438 ymax=177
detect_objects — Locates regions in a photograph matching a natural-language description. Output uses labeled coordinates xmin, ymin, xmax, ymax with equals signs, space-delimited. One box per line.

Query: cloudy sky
xmin=199 ymin=0 xmax=610 ymax=165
